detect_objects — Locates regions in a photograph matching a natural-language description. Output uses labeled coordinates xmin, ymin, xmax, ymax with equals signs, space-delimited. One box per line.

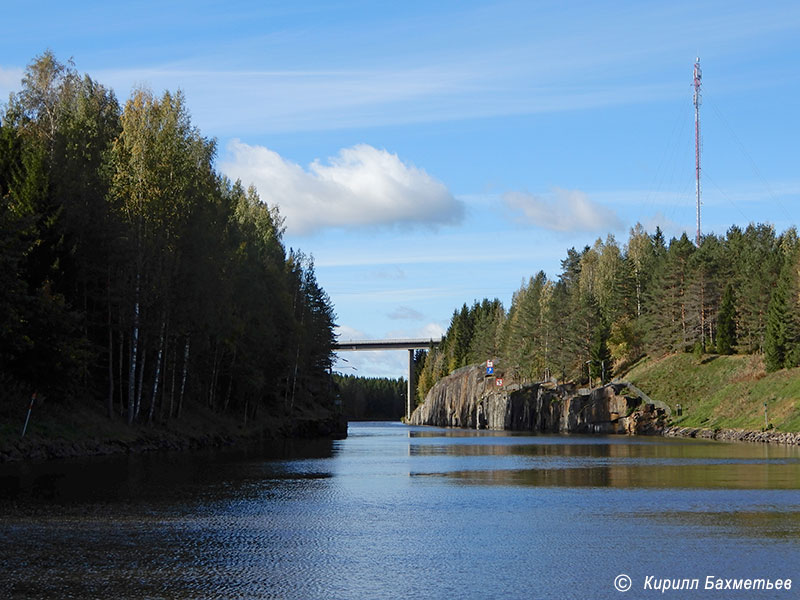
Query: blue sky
xmin=3 ymin=1 xmax=799 ymax=377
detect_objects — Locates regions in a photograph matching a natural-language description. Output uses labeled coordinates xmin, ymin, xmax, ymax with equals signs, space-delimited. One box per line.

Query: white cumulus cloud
xmin=334 ymin=324 xmax=368 ymax=341
xmin=418 ymin=322 xmax=446 ymax=340
xmin=221 ymin=140 xmax=464 ymax=235
xmin=503 ymin=188 xmax=622 ymax=232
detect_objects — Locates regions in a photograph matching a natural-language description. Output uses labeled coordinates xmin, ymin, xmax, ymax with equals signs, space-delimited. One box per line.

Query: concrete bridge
xmin=333 ymin=338 xmax=443 ymax=420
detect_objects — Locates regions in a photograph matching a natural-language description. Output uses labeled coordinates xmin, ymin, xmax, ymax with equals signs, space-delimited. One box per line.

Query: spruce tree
xmin=716 ymin=282 xmax=737 ymax=354
xmin=589 ymin=321 xmax=611 ymax=384
xmin=729 ymin=224 xmax=782 ymax=353
xmin=765 ymin=277 xmax=788 ymax=372
xmin=765 ymin=251 xmax=800 ymax=371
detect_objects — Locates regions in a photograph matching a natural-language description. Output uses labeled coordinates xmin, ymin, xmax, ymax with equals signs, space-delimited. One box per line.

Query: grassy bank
xmin=0 ymin=397 xmax=346 ymax=462
xmin=623 ymin=353 xmax=800 ymax=432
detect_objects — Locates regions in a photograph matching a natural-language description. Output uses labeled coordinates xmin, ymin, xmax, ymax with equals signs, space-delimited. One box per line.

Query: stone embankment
xmin=409 ymin=364 xmax=668 ymax=435
xmin=663 ymin=426 xmax=800 ymax=446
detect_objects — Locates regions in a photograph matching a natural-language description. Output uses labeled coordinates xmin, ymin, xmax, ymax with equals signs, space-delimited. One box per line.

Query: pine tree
xmin=644 ymin=234 xmax=695 ymax=354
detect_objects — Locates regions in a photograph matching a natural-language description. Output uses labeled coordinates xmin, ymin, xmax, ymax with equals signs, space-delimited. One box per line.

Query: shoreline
xmin=404 ymin=421 xmax=800 ymax=447
xmin=0 ymin=411 xmax=347 ymax=463
xmin=6 ymin=415 xmax=800 ymax=464
xmin=661 ymin=425 xmax=800 ymax=446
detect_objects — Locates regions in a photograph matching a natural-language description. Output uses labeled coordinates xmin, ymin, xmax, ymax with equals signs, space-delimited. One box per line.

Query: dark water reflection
xmin=0 ymin=437 xmax=335 ymax=506
xmin=2 ymin=423 xmax=799 ymax=599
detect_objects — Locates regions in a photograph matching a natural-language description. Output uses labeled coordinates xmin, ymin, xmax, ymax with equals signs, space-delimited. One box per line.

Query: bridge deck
xmin=333 ymin=338 xmax=443 ymax=419
xmin=334 ymin=338 xmax=442 ymax=351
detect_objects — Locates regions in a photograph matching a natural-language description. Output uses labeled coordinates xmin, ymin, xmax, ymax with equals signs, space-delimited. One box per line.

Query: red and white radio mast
xmin=693 ymin=58 xmax=702 ymax=246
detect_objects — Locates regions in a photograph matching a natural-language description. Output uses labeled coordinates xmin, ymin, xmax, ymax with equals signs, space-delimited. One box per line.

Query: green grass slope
xmin=623 ymin=353 xmax=800 ymax=432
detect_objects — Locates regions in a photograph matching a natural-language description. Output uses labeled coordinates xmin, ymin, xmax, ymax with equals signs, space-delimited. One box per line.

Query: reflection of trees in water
xmin=415 ymin=461 xmax=800 ymax=490
xmin=0 ymin=438 xmax=335 ymax=505
xmin=407 ymin=435 xmax=800 ymax=489
xmin=408 ymin=435 xmax=800 ymax=460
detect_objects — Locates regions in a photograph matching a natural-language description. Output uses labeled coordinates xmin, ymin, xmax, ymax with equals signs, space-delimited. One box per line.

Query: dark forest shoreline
xmin=0 ymin=402 xmax=346 ymax=463
xmin=7 ymin=411 xmax=800 ymax=465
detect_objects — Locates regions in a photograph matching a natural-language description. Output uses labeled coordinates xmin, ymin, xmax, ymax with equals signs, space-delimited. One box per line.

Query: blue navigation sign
xmin=486 ymin=360 xmax=494 ymax=375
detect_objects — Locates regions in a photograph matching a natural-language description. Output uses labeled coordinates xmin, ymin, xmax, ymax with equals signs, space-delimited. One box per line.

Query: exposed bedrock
xmin=409 ymin=364 xmax=668 ymax=434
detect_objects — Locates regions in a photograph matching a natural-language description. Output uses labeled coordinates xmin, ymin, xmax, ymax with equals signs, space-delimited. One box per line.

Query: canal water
xmin=2 ymin=422 xmax=799 ymax=599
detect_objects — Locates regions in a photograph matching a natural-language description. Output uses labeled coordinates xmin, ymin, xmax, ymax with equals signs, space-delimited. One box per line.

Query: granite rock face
xmin=409 ymin=364 xmax=667 ymax=434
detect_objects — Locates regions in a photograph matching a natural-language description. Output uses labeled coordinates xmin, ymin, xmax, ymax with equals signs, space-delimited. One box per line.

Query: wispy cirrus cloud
xmin=370 ymin=266 xmax=406 ymax=281
xmin=503 ymin=188 xmax=622 ymax=233
xmin=221 ymin=140 xmax=464 ymax=235
xmin=4 ymin=2 xmax=799 ymax=137
xmin=387 ymin=306 xmax=425 ymax=321
xmin=94 ymin=64 xmax=482 ymax=134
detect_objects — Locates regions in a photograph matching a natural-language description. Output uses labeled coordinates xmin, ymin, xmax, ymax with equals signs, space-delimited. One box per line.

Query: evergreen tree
xmin=503 ymin=274 xmax=545 ymax=380
xmin=334 ymin=374 xmax=405 ymax=420
xmin=0 ymin=53 xmax=339 ymax=425
xmin=716 ymin=282 xmax=737 ymax=355
xmin=765 ymin=250 xmax=800 ymax=371
xmin=589 ymin=322 xmax=612 ymax=384
xmin=685 ymin=234 xmax=725 ymax=350
xmin=467 ymin=298 xmax=504 ymax=365
xmin=644 ymin=234 xmax=695 ymax=354
xmin=728 ymin=224 xmax=782 ymax=353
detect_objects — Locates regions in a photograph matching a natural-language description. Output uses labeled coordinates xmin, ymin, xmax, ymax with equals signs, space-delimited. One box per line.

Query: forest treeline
xmin=0 ymin=52 xmax=337 ymax=425
xmin=417 ymin=222 xmax=800 ymax=401
xmin=334 ymin=374 xmax=406 ymax=420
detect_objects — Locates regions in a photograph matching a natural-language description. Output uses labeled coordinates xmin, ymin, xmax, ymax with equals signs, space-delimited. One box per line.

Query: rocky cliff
xmin=409 ymin=364 xmax=668 ymax=434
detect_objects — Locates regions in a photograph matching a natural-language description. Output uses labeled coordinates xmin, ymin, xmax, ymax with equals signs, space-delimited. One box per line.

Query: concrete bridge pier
xmin=407 ymin=348 xmax=415 ymax=421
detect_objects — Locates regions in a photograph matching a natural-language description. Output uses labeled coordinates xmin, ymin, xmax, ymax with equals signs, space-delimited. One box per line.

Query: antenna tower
xmin=693 ymin=58 xmax=702 ymax=246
